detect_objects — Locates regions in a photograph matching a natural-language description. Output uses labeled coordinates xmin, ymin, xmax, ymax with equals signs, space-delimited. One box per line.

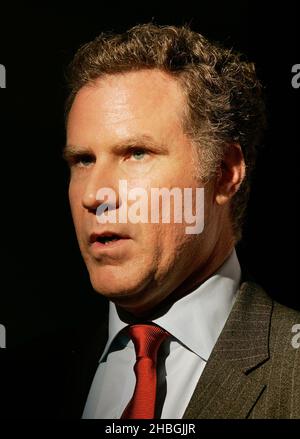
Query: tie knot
xmin=127 ymin=324 xmax=169 ymax=360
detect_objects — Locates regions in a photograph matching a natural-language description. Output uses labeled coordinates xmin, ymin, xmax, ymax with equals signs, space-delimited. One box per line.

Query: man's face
xmin=66 ymin=69 xmax=219 ymax=315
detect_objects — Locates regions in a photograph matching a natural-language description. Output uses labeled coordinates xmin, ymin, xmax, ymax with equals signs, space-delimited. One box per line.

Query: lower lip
xmin=90 ymin=238 xmax=132 ymax=254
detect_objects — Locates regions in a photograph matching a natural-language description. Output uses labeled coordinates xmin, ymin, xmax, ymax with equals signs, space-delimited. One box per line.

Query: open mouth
xmin=97 ymin=234 xmax=121 ymax=245
xmin=90 ymin=232 xmax=130 ymax=246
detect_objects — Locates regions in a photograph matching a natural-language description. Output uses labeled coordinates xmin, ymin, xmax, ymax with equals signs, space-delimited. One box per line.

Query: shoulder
xmin=271 ymin=298 xmax=300 ymax=325
xmin=238 ymin=280 xmax=300 ymax=351
xmin=268 ymin=298 xmax=300 ymax=365
xmin=239 ymin=281 xmax=300 ymax=417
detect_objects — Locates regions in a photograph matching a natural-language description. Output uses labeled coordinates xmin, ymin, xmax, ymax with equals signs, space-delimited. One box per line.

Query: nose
xmin=81 ymin=162 xmax=120 ymax=212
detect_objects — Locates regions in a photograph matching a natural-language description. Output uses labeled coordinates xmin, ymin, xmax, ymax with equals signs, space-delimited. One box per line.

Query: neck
xmin=117 ymin=241 xmax=235 ymax=322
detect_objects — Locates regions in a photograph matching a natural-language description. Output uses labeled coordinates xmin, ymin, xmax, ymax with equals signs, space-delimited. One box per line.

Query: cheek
xmin=148 ymin=222 xmax=191 ymax=273
xmin=158 ymin=224 xmax=202 ymax=279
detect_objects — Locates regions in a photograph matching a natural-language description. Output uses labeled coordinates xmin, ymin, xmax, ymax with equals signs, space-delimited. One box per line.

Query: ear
xmin=215 ymin=143 xmax=246 ymax=205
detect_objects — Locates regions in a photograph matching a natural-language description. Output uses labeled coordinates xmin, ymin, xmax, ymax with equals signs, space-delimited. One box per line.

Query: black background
xmin=0 ymin=1 xmax=299 ymax=349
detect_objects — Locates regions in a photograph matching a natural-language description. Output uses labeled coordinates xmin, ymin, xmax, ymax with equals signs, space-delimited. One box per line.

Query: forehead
xmin=67 ymin=69 xmax=187 ymax=146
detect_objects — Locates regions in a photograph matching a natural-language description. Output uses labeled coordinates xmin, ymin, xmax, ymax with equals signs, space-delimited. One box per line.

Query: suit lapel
xmin=183 ymin=282 xmax=272 ymax=418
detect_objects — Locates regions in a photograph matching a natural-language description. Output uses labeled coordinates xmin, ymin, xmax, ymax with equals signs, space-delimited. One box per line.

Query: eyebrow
xmin=63 ymin=134 xmax=169 ymax=159
xmin=62 ymin=144 xmax=94 ymax=162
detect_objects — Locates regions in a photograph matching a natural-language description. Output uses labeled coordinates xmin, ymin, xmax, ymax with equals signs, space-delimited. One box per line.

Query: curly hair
xmin=65 ymin=23 xmax=266 ymax=241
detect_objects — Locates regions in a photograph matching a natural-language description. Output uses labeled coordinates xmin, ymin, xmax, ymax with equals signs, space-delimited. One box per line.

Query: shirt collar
xmin=100 ymin=249 xmax=241 ymax=362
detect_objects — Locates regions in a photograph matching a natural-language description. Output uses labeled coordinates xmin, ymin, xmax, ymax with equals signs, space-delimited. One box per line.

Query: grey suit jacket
xmin=182 ymin=281 xmax=300 ymax=419
xmin=62 ymin=280 xmax=300 ymax=419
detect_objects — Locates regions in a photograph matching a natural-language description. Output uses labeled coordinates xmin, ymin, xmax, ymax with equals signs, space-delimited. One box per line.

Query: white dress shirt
xmin=82 ymin=249 xmax=241 ymax=419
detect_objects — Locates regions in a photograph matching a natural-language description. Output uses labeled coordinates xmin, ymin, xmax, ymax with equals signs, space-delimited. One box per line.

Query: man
xmin=62 ymin=23 xmax=300 ymax=419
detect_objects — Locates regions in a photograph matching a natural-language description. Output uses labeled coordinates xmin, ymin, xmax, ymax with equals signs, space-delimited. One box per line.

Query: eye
xmin=129 ymin=148 xmax=148 ymax=161
xmin=69 ymin=153 xmax=95 ymax=168
xmin=77 ymin=154 xmax=94 ymax=167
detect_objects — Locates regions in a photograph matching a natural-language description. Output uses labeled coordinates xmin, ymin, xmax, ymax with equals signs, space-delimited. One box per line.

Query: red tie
xmin=121 ymin=324 xmax=169 ymax=419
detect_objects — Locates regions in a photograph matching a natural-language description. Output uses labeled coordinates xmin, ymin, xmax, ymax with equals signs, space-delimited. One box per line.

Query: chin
xmin=88 ymin=267 xmax=153 ymax=301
